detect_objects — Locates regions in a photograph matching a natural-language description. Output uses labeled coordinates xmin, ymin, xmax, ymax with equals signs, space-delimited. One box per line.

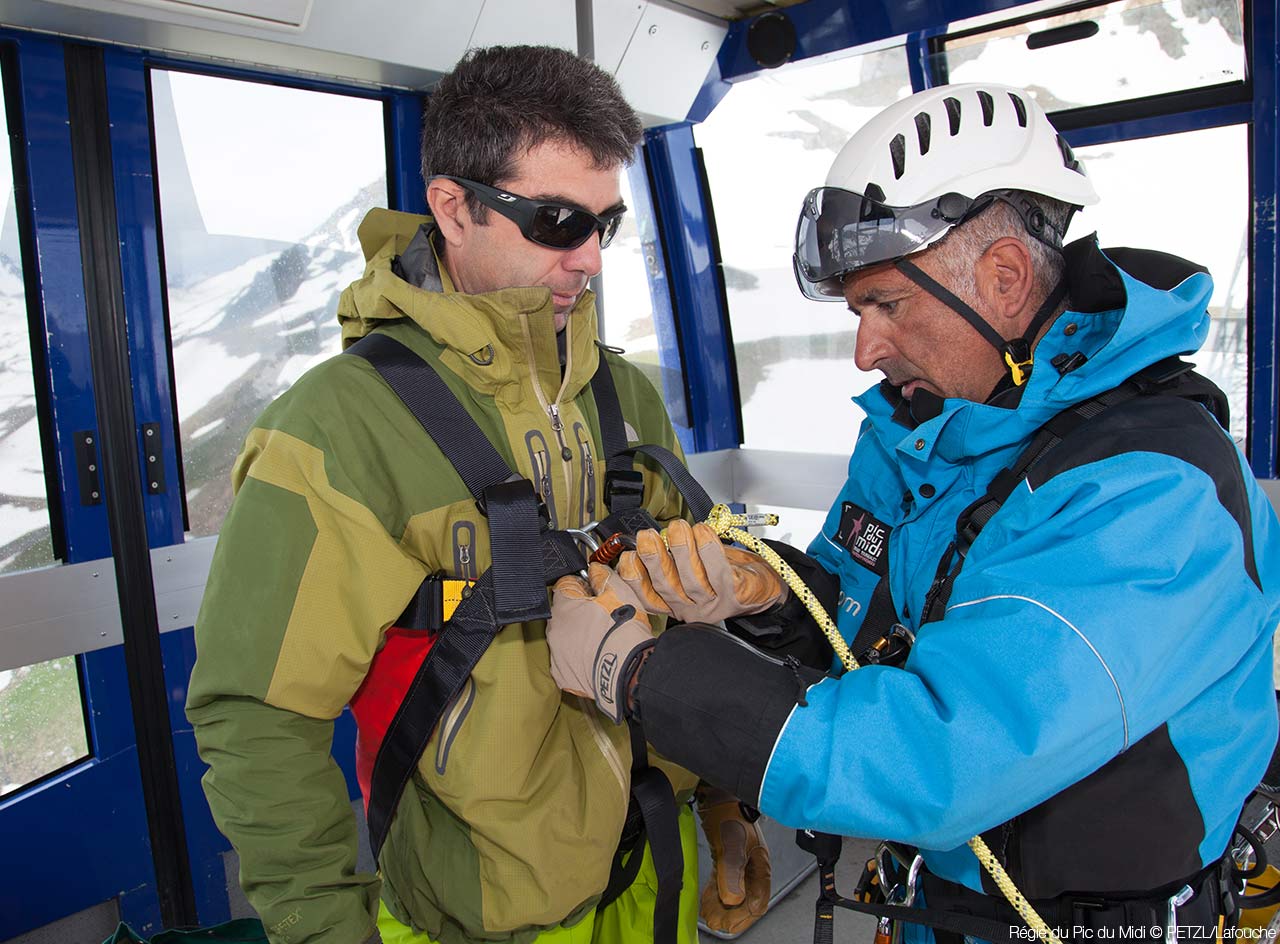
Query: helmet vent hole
xmin=865 ymin=182 xmax=886 ymax=203
xmin=1057 ymin=133 xmax=1082 ymax=172
xmin=944 ymin=96 xmax=962 ymax=135
xmin=914 ymin=112 xmax=932 ymax=155
xmin=889 ymin=133 xmax=907 ymax=179
xmin=1009 ymin=93 xmax=1028 ymax=127
xmin=977 ymin=90 xmax=995 ymax=126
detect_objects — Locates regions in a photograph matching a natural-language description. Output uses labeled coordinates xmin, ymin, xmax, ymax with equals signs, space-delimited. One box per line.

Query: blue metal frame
xmin=626 ymin=148 xmax=694 ymax=453
xmin=102 ymin=45 xmax=236 ymax=924
xmin=1250 ymin=0 xmax=1279 ymax=477
xmin=0 ymin=32 xmax=162 ymax=936
xmin=906 ymin=30 xmax=937 ymax=92
xmin=3 ymin=34 xmax=412 ymax=935
xmin=387 ymin=91 xmax=427 ymax=215
xmin=138 ymin=52 xmax=390 ymax=101
xmin=716 ymin=0 xmax=1031 ymax=85
xmin=1061 ymin=103 xmax=1254 ymax=149
xmin=643 ymin=122 xmax=740 ymax=453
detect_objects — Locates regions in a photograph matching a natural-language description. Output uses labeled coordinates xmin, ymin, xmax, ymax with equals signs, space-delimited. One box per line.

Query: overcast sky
xmin=162 ymin=69 xmax=386 ymax=242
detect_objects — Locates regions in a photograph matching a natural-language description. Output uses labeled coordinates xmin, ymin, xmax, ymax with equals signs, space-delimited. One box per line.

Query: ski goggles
xmin=793 ymin=187 xmax=998 ymax=301
xmin=433 ymin=175 xmax=626 ymax=251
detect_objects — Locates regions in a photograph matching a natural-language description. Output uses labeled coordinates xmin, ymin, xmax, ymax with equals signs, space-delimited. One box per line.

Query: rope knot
xmin=705 ymin=503 xmax=739 ymax=537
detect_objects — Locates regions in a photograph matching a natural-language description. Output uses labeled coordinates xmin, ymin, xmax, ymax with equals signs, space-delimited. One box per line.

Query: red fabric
xmin=349 ymin=627 xmax=437 ymax=812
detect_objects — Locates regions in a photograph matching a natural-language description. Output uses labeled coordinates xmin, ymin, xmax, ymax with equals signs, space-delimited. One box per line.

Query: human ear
xmin=977 ymin=237 xmax=1036 ymax=325
xmin=427 ymin=178 xmax=470 ymax=248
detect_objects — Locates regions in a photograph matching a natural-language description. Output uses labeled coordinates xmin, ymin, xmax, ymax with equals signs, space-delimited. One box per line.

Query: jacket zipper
xmin=574 ymin=422 xmax=596 ymax=527
xmin=577 ymin=695 xmax=628 ymax=799
xmin=549 ymin=405 xmax=574 ymax=524
xmin=434 ymin=677 xmax=475 ymax=775
xmin=518 ymin=312 xmax=576 ymax=526
xmin=452 ymin=520 xmax=476 ymax=581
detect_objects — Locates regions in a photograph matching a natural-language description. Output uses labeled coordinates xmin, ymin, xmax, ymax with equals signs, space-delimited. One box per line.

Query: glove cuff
xmin=593 ymin=605 xmax=655 ymax=723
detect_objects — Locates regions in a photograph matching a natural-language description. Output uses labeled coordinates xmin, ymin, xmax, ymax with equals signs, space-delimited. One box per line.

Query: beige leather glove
xmin=697 ymin=784 xmax=772 ymax=935
xmin=616 ymin=519 xmax=786 ymax=623
xmin=548 ymin=563 xmax=656 ymax=722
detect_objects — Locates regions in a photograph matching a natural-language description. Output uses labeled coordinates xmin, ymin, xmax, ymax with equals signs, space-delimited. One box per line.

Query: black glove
xmin=725 ymin=539 xmax=838 ymax=672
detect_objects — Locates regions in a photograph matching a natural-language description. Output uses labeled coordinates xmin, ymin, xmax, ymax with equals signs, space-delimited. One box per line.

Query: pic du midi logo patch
xmin=835 ymin=502 xmax=890 ymax=576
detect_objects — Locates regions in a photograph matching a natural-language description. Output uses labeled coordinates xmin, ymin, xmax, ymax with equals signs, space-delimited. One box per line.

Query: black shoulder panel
xmin=1104 ymin=246 xmax=1209 ymax=290
xmin=1025 ymin=394 xmax=1259 ymax=590
xmin=987 ymin=724 xmax=1204 ymax=898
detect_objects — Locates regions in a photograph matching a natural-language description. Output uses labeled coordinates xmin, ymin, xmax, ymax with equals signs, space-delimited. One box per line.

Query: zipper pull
xmin=547 ymin=405 xmax=573 ymax=461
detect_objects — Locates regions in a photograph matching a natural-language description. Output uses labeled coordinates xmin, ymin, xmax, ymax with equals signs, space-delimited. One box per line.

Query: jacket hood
xmin=857 ymin=236 xmax=1214 ymax=464
xmin=336 ymin=207 xmax=602 ymax=408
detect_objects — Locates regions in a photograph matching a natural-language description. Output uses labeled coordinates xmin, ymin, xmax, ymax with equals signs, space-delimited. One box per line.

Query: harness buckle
xmin=955 ymin=517 xmax=984 ymax=557
xmin=475 ymin=475 xmax=550 ymax=525
xmin=604 ymin=469 xmax=644 ymax=509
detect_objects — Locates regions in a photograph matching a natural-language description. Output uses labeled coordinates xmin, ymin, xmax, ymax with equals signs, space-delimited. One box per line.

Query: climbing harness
xmin=344 ymin=331 xmax=717 ymax=944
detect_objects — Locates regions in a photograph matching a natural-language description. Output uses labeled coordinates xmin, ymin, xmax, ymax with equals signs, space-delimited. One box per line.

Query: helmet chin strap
xmin=894 ymin=258 xmax=1068 ymax=390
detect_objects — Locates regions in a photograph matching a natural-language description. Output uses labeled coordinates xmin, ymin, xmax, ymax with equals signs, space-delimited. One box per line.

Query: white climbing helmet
xmin=792 ymin=83 xmax=1099 ymax=301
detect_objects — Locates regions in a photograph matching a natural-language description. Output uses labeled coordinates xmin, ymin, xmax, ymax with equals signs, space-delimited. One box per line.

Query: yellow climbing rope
xmin=703 ymin=503 xmax=1064 ymax=944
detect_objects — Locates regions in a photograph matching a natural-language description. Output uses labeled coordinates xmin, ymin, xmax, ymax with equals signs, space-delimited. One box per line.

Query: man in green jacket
xmin=186 ymin=44 xmax=772 ymax=944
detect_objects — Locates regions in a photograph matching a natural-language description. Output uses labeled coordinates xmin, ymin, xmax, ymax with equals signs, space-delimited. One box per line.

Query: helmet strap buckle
xmin=1002 ymin=340 xmax=1034 ymax=387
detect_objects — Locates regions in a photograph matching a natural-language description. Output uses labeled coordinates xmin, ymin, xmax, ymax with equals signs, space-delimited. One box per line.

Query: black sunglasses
xmin=433 ymin=175 xmax=626 ymax=251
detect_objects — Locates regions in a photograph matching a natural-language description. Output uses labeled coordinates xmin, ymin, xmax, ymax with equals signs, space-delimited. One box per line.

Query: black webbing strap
xmin=397 ymin=576 xmax=446 ymax=632
xmin=625 ymin=722 xmax=683 ymax=944
xmin=349 ymin=332 xmax=549 ymax=624
xmin=598 ymin=798 xmax=646 ymax=910
xmin=589 ymin=361 xmax=693 ymax=927
xmin=591 ymin=349 xmax=645 ymax=512
xmin=348 ymin=333 xmax=512 ymax=496
xmin=483 ymin=479 xmax=552 ymax=624
xmin=348 ymin=333 xmax=590 ymax=855
xmin=820 ymin=871 xmax=1023 ymax=944
xmin=625 ymin=444 xmax=715 ymax=522
xmin=797 ymin=831 xmax=1020 ymax=944
xmin=598 ymin=507 xmax=662 ymax=541
xmin=895 ymin=260 xmax=1007 ymax=351
xmin=918 ymin=363 xmax=1193 ymax=625
xmin=366 ymin=567 xmax=503 ymax=856
xmin=591 ymin=348 xmax=633 ymax=478
xmin=847 ymin=542 xmax=900 ymax=663
xmin=590 ymin=351 xmax=715 ymax=521
xmin=365 ymin=527 xmax=588 ymax=857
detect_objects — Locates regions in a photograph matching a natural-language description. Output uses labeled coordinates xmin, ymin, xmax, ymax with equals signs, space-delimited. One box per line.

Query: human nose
xmin=854 ymin=313 xmax=891 ymax=373
xmin=562 ymin=232 xmax=603 ymax=278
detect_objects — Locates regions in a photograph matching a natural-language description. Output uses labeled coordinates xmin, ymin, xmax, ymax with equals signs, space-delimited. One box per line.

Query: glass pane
xmin=1066 ymin=124 xmax=1248 ymax=444
xmin=940 ymin=0 xmax=1245 ymax=112
xmin=598 ymin=158 xmax=691 ymax=440
xmin=696 ymin=47 xmax=911 ymax=454
xmin=0 ymin=656 xmax=88 ymax=796
xmin=0 ymin=70 xmax=54 ymax=574
xmin=152 ymin=70 xmax=387 ymax=537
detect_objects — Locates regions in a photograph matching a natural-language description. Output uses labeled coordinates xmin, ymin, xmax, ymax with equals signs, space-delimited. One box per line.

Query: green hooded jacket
xmin=186 ymin=208 xmax=698 ymax=944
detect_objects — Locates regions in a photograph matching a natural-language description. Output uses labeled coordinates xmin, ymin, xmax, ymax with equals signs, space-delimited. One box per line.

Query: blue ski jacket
xmin=749 ymin=239 xmax=1280 ymax=894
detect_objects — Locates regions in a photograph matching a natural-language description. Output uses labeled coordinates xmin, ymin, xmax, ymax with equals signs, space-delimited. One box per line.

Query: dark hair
xmin=421 ymin=45 xmax=643 ymax=222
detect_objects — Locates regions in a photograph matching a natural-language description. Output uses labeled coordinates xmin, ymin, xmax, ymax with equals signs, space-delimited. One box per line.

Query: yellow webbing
xmin=703 ymin=504 xmax=1063 ymax=944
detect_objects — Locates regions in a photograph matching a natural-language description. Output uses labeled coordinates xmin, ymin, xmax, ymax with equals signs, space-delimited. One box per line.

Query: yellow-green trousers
xmin=378 ymin=805 xmax=700 ymax=944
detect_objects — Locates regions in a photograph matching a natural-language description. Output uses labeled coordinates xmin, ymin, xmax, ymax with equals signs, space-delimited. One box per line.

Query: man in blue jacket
xmin=542 ymin=83 xmax=1280 ymax=941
